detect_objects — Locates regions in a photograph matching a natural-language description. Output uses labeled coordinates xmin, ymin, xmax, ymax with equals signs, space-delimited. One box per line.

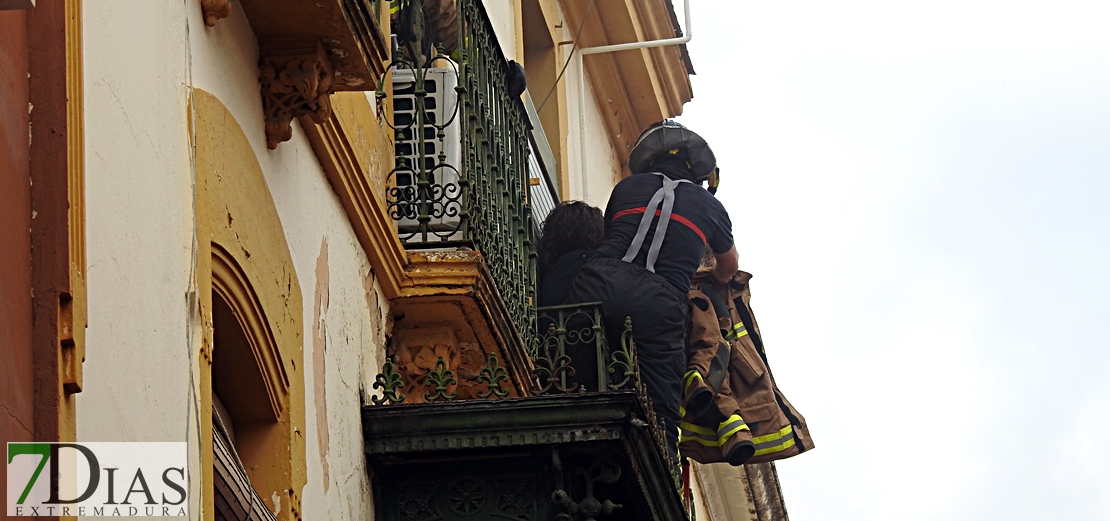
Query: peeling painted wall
xmin=187 ymin=1 xmax=394 ymax=516
xmin=80 ymin=0 xmax=392 ymax=520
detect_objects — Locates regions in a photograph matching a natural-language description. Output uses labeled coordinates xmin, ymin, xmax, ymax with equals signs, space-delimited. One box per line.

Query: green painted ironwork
xmin=607 ymin=317 xmax=640 ymax=391
xmin=476 ymin=352 xmax=510 ymax=399
xmin=456 ymin=0 xmax=537 ymax=351
xmin=534 ymin=304 xmax=610 ymax=393
xmin=384 ymin=0 xmax=538 ymax=353
xmin=424 ymin=355 xmax=458 ymax=402
xmin=372 ymin=357 xmax=406 ymax=405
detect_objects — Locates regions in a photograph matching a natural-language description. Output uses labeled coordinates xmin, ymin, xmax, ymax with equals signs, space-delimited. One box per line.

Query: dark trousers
xmin=566 ymin=257 xmax=689 ymax=458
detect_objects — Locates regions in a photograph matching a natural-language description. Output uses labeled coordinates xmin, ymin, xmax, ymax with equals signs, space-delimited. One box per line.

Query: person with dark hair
xmin=537 ymin=201 xmax=605 ymax=307
xmin=565 ymin=120 xmax=737 ymax=459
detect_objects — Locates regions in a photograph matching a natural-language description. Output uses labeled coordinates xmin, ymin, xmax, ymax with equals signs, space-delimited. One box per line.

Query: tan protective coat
xmin=680 ymin=271 xmax=814 ymax=464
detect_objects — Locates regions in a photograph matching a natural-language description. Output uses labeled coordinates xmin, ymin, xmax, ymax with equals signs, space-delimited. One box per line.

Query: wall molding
xmin=194 ymin=88 xmax=307 ymax=521
xmin=298 ymin=99 xmax=409 ymax=299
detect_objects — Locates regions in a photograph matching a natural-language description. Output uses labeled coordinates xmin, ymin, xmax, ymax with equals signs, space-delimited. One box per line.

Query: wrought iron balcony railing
xmin=385 ymin=0 xmax=555 ymax=351
xmin=372 ymin=303 xmax=678 ymax=473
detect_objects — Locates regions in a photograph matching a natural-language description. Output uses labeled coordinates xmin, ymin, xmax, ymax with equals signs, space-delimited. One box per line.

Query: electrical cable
xmin=535 ymin=0 xmax=595 ymax=114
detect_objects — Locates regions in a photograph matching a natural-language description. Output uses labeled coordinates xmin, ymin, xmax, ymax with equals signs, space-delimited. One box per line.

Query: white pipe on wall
xmin=575 ymin=0 xmax=693 ymax=202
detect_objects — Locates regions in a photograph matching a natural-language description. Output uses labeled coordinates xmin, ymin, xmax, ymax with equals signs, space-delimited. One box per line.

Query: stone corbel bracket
xmin=389 ymin=249 xmax=537 ymax=400
xmin=259 ymin=41 xmax=335 ymax=149
xmin=211 ymin=0 xmax=390 ymax=148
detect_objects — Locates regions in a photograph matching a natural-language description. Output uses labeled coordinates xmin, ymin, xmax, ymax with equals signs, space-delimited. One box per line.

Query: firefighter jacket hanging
xmin=679 ymin=270 xmax=814 ymax=465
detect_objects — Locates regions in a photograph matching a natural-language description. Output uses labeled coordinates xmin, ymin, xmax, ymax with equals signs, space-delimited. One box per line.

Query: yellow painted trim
xmin=299 ymin=92 xmax=408 ymax=300
xmin=211 ymin=244 xmax=291 ymax=418
xmin=521 ymin=0 xmax=570 ymax=193
xmin=60 ymin=0 xmax=85 ymax=446
xmin=194 ymin=88 xmax=307 ymax=521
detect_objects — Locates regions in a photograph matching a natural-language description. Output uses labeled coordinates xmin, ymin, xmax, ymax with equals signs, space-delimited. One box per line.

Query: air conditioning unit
xmin=392 ymin=67 xmax=462 ymax=237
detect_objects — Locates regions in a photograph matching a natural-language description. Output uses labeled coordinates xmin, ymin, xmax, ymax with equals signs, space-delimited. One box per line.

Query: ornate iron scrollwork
xmin=607 ymin=317 xmax=638 ymax=390
xmin=382 ymin=0 xmax=538 ymax=352
xmin=477 ymin=352 xmax=510 ymax=399
xmin=533 ymin=322 xmax=578 ymax=394
xmin=371 ymin=357 xmax=406 ymax=405
xmin=424 ymin=355 xmax=458 ymax=401
xmin=551 ymin=460 xmax=623 ymax=521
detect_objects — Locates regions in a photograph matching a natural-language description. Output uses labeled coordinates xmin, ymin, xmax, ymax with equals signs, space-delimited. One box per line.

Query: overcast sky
xmin=676 ymin=1 xmax=1110 ymax=519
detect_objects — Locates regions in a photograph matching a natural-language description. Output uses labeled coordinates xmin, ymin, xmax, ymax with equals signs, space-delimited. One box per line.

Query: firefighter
xmin=565 ymin=120 xmax=737 ymax=458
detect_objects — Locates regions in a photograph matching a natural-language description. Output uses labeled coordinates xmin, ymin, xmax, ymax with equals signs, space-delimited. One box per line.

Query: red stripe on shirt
xmin=611 ymin=207 xmax=707 ymax=244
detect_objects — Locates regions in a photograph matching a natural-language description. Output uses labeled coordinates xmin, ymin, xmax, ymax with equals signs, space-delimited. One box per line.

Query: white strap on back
xmin=621 ymin=173 xmax=692 ymax=272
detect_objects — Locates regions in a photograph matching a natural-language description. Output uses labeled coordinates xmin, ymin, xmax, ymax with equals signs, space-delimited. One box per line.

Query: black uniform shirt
xmin=595 ymin=164 xmax=733 ymax=291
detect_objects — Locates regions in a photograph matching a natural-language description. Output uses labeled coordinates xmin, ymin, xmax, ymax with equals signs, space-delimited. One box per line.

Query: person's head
xmin=628 ymin=120 xmax=720 ymax=193
xmin=537 ymin=201 xmax=605 ymax=271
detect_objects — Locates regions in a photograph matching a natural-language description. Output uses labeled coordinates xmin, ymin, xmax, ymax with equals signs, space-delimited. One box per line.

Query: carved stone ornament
xmin=200 ymin=0 xmax=231 ymax=27
xmin=259 ymin=42 xmax=335 ymax=149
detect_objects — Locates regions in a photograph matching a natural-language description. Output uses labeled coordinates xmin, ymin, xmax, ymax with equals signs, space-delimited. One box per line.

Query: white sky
xmin=675 ymin=1 xmax=1110 ymax=519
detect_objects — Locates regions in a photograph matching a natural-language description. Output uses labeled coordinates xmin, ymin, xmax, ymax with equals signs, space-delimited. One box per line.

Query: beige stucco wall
xmin=483 ymin=0 xmax=520 ymax=62
xmin=565 ymin=57 xmax=622 ymax=209
xmin=81 ymin=0 xmax=194 ymax=443
xmin=693 ymin=462 xmax=760 ymax=521
xmin=80 ymin=0 xmax=391 ymax=520
xmin=483 ymin=0 xmax=623 ymax=209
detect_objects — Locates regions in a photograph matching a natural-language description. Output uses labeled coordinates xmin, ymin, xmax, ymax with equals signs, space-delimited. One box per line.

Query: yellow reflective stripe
xmin=753 ymin=437 xmax=796 ymax=456
xmin=683 ymin=370 xmax=702 ymax=394
xmin=752 ymin=425 xmax=793 ymax=445
xmin=679 ymin=421 xmax=716 ymax=436
xmin=728 ymin=323 xmax=748 ymax=339
xmin=680 ymin=434 xmax=720 ymax=447
xmin=716 ymin=415 xmax=750 ymax=442
xmin=680 ymin=420 xmax=720 ymax=447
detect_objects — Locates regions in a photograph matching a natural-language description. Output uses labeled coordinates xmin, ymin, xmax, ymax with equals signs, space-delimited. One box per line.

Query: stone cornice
xmin=241 ymin=0 xmax=388 ymax=89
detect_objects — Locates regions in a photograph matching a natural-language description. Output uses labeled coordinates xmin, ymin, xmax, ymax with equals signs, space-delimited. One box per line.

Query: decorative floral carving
xmin=200 ymin=0 xmax=231 ymax=27
xmin=259 ymin=42 xmax=335 ymax=149
xmin=496 ymin=479 xmax=535 ymax=520
xmin=552 ymin=460 xmax=623 ymax=521
xmin=397 ymin=483 xmax=439 ymax=521
xmin=447 ymin=477 xmax=486 ymax=516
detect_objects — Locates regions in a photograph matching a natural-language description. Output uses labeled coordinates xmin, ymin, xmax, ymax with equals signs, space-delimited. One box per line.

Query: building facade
xmin=0 ymin=0 xmax=791 ymax=519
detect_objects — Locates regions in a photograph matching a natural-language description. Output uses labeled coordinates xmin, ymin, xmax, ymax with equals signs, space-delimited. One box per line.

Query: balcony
xmin=366 ymin=2 xmax=687 ymax=520
xmin=365 ymin=303 xmax=685 ymax=521
xmin=385 ymin=0 xmax=549 ymax=356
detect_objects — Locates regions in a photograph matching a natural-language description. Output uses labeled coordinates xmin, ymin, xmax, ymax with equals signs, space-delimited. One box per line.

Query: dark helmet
xmin=628 ymin=120 xmax=719 ymax=192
